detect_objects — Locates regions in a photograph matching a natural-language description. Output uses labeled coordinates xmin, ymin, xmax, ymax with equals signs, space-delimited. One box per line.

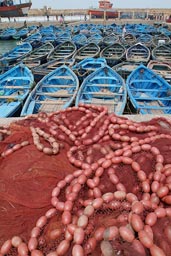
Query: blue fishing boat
xmin=28 ymin=25 xmax=38 ymax=33
xmin=152 ymin=44 xmax=171 ymax=63
xmin=12 ymin=28 xmax=29 ymax=40
xmin=22 ymin=42 xmax=54 ymax=68
xmin=32 ymin=58 xmax=75 ymax=82
xmin=113 ymin=61 xmax=141 ymax=80
xmin=0 ymin=28 xmax=17 ymax=40
xmin=56 ymin=32 xmax=72 ymax=44
xmin=137 ymin=34 xmax=153 ymax=47
xmin=71 ymin=26 xmax=80 ymax=35
xmin=21 ymin=65 xmax=79 ymax=116
xmin=102 ymin=33 xmax=119 ymax=46
xmin=100 ymin=42 xmax=126 ymax=66
xmin=126 ymin=43 xmax=150 ymax=64
xmin=120 ymin=33 xmax=137 ymax=48
xmin=148 ymin=60 xmax=171 ymax=84
xmin=74 ymin=43 xmax=100 ymax=61
xmin=87 ymin=33 xmax=103 ymax=45
xmin=22 ymin=32 xmax=42 ymax=45
xmin=72 ymin=57 xmax=107 ymax=82
xmin=126 ymin=64 xmax=171 ymax=114
xmin=39 ymin=26 xmax=54 ymax=36
xmin=47 ymin=41 xmax=76 ymax=61
xmin=75 ymin=65 xmax=126 ymax=114
xmin=89 ymin=28 xmax=102 ymax=35
xmin=0 ymin=64 xmax=34 ymax=117
xmin=72 ymin=34 xmax=87 ymax=48
xmin=152 ymin=34 xmax=170 ymax=47
xmin=0 ymin=42 xmax=32 ymax=66
xmin=41 ymin=33 xmax=57 ymax=44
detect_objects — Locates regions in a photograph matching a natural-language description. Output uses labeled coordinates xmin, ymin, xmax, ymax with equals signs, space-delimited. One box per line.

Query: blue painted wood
xmin=0 ymin=63 xmax=34 ymax=117
xmin=22 ymin=42 xmax=54 ymax=66
xmin=72 ymin=57 xmax=106 ymax=82
xmin=12 ymin=28 xmax=29 ymax=40
xmin=22 ymin=32 xmax=42 ymax=45
xmin=0 ymin=42 xmax=32 ymax=66
xmin=21 ymin=65 xmax=79 ymax=116
xmin=33 ymin=58 xmax=75 ymax=83
xmin=126 ymin=64 xmax=171 ymax=114
xmin=72 ymin=34 xmax=87 ymax=48
xmin=0 ymin=28 xmax=17 ymax=40
xmin=75 ymin=65 xmax=126 ymax=115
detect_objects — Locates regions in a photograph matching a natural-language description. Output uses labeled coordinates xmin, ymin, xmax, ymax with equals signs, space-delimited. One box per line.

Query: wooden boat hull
xmin=0 ymin=28 xmax=17 ymax=40
xmin=126 ymin=64 xmax=171 ymax=114
xmin=152 ymin=45 xmax=171 ymax=63
xmin=120 ymin=33 xmax=137 ymax=48
xmin=0 ymin=42 xmax=32 ymax=66
xmin=126 ymin=43 xmax=150 ymax=64
xmin=113 ymin=62 xmax=141 ymax=80
xmin=21 ymin=65 xmax=79 ymax=116
xmin=100 ymin=43 xmax=126 ymax=66
xmin=47 ymin=41 xmax=76 ymax=61
xmin=22 ymin=42 xmax=54 ymax=67
xmin=0 ymin=64 xmax=34 ymax=117
xmin=0 ymin=2 xmax=32 ymax=17
xmin=72 ymin=34 xmax=87 ymax=48
xmin=75 ymin=65 xmax=126 ymax=115
xmin=148 ymin=60 xmax=171 ymax=84
xmin=33 ymin=59 xmax=75 ymax=83
xmin=74 ymin=43 xmax=100 ymax=61
xmin=72 ymin=57 xmax=107 ymax=82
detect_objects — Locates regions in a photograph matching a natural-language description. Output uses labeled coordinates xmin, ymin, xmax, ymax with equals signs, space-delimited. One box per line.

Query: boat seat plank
xmin=36 ymin=100 xmax=67 ymax=104
xmin=87 ymin=84 xmax=121 ymax=88
xmin=90 ymin=77 xmax=117 ymax=81
xmin=41 ymin=85 xmax=74 ymax=88
xmin=36 ymin=92 xmax=70 ymax=97
xmin=135 ymin=96 xmax=171 ymax=101
xmin=3 ymin=86 xmax=30 ymax=89
xmin=39 ymin=103 xmax=64 ymax=112
xmin=0 ymin=95 xmax=20 ymax=99
xmin=49 ymin=76 xmax=73 ymax=80
xmin=84 ymin=100 xmax=119 ymax=105
xmin=130 ymin=79 xmax=161 ymax=84
xmin=3 ymin=77 xmax=29 ymax=81
xmin=130 ymin=88 xmax=167 ymax=92
xmin=138 ymin=105 xmax=171 ymax=110
xmin=82 ymin=92 xmax=123 ymax=96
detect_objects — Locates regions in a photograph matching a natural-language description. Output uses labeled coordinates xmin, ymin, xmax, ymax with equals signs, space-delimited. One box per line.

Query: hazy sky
xmin=32 ymin=0 xmax=171 ymax=9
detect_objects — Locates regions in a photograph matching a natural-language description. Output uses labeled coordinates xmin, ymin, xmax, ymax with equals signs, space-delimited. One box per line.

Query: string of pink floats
xmin=0 ymin=104 xmax=171 ymax=256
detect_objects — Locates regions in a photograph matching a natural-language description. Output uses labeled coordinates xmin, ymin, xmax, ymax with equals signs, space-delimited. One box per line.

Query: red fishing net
xmin=0 ymin=104 xmax=171 ymax=256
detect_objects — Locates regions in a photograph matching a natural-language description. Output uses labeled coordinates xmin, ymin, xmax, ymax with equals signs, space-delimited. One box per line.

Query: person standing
xmin=59 ymin=14 xmax=64 ymax=25
xmin=122 ymin=24 xmax=126 ymax=38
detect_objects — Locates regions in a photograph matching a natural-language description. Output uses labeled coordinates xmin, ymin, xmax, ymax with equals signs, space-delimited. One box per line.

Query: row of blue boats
xmin=0 ymin=23 xmax=171 ymax=75
xmin=0 ymin=31 xmax=171 ymax=64
xmin=0 ymin=22 xmax=171 ymax=117
xmin=0 ymin=61 xmax=171 ymax=118
xmin=0 ymin=23 xmax=171 ymax=41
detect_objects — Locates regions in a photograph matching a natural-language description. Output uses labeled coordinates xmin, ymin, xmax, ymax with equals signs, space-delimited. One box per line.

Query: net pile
xmin=0 ymin=104 xmax=171 ymax=256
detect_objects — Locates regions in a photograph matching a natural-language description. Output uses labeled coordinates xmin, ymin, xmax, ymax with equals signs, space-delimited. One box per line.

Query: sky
xmin=31 ymin=0 xmax=171 ymax=9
